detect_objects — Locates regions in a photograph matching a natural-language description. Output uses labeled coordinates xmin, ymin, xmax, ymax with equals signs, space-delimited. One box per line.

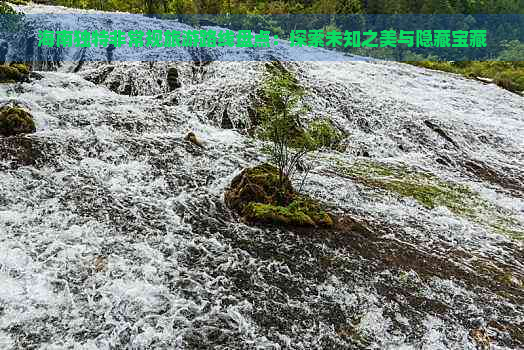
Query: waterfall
xmin=0 ymin=3 xmax=523 ymax=350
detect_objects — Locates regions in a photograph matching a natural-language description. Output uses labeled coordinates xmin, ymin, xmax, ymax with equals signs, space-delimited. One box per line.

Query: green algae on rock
xmin=242 ymin=202 xmax=316 ymax=226
xmin=0 ymin=106 xmax=36 ymax=137
xmin=9 ymin=63 xmax=30 ymax=75
xmin=225 ymin=163 xmax=294 ymax=211
xmin=242 ymin=196 xmax=333 ymax=227
xmin=0 ymin=63 xmax=30 ymax=83
xmin=335 ymin=159 xmax=524 ymax=239
xmin=308 ymin=118 xmax=345 ymax=150
xmin=225 ymin=163 xmax=333 ymax=227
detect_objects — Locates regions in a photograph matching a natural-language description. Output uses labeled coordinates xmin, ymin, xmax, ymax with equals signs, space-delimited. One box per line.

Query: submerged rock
xmin=424 ymin=119 xmax=458 ymax=148
xmin=0 ymin=135 xmax=35 ymax=167
xmin=0 ymin=105 xmax=36 ymax=136
xmin=167 ymin=66 xmax=181 ymax=90
xmin=81 ymin=62 xmax=166 ymax=96
xmin=220 ymin=107 xmax=233 ymax=129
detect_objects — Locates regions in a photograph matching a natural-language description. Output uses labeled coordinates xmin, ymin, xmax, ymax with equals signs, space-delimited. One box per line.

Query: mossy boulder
xmin=0 ymin=106 xmax=36 ymax=136
xmin=308 ymin=118 xmax=345 ymax=150
xmin=10 ymin=63 xmax=29 ymax=75
xmin=243 ymin=202 xmax=316 ymax=226
xmin=0 ymin=2 xmax=16 ymax=14
xmin=0 ymin=63 xmax=30 ymax=83
xmin=225 ymin=163 xmax=294 ymax=211
xmin=225 ymin=163 xmax=333 ymax=228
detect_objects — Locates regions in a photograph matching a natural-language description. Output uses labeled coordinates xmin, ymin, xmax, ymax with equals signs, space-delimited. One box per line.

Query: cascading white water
xmin=0 ymin=3 xmax=523 ymax=350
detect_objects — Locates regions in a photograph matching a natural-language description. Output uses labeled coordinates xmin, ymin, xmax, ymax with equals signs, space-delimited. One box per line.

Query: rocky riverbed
xmin=0 ymin=3 xmax=523 ymax=349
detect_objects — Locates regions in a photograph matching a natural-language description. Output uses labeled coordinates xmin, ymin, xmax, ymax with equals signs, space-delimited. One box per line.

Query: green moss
xmin=0 ymin=65 xmax=23 ymax=81
xmin=0 ymin=63 xmax=30 ymax=83
xmin=9 ymin=63 xmax=29 ymax=75
xmin=0 ymin=106 xmax=36 ymax=136
xmin=0 ymin=2 xmax=16 ymax=14
xmin=336 ymin=160 xmax=523 ymax=240
xmin=287 ymin=195 xmax=334 ymax=227
xmin=225 ymin=163 xmax=294 ymax=211
xmin=380 ymin=179 xmax=474 ymax=215
xmin=408 ymin=61 xmax=524 ymax=95
xmin=308 ymin=118 xmax=344 ymax=150
xmin=494 ymin=271 xmax=523 ymax=288
xmin=243 ymin=202 xmax=316 ymax=226
xmin=242 ymin=195 xmax=334 ymax=228
xmin=339 ymin=160 xmax=477 ymax=215
xmin=225 ymin=163 xmax=334 ymax=228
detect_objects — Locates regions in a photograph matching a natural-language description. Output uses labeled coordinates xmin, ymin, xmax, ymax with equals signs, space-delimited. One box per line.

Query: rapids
xmin=0 ymin=3 xmax=523 ymax=349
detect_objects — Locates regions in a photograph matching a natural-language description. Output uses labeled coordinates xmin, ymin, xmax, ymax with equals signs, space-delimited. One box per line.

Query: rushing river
xmin=0 ymin=3 xmax=523 ymax=349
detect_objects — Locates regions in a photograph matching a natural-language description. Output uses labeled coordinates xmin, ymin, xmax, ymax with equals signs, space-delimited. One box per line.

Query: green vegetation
xmin=0 ymin=1 xmax=16 ymax=13
xmin=256 ymin=61 xmax=315 ymax=187
xmin=307 ymin=118 xmax=344 ymax=150
xmin=9 ymin=63 xmax=29 ymax=75
xmin=224 ymin=163 xmax=333 ymax=227
xmin=225 ymin=64 xmax=341 ymax=228
xmin=6 ymin=0 xmax=28 ymax=5
xmin=225 ymin=163 xmax=295 ymax=210
xmin=495 ymin=271 xmax=522 ymax=288
xmin=409 ymin=60 xmax=524 ymax=95
xmin=337 ymin=159 xmax=524 ymax=239
xmin=0 ymin=63 xmax=30 ymax=83
xmin=49 ymin=0 xmax=524 ymax=16
xmin=341 ymin=160 xmax=476 ymax=215
xmin=0 ymin=1 xmax=24 ymax=31
xmin=243 ymin=196 xmax=333 ymax=227
xmin=0 ymin=106 xmax=36 ymax=137
xmin=256 ymin=62 xmax=346 ymax=186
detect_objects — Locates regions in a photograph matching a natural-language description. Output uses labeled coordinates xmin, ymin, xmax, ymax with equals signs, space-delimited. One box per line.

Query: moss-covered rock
xmin=308 ymin=118 xmax=345 ymax=150
xmin=225 ymin=163 xmax=333 ymax=227
xmin=0 ymin=106 xmax=36 ymax=136
xmin=242 ymin=195 xmax=333 ymax=227
xmin=336 ymin=159 xmax=524 ymax=239
xmin=0 ymin=63 xmax=30 ymax=83
xmin=242 ymin=202 xmax=316 ymax=226
xmin=10 ymin=63 xmax=29 ymax=75
xmin=0 ymin=65 xmax=24 ymax=82
xmin=225 ymin=163 xmax=294 ymax=211
xmin=0 ymin=1 xmax=16 ymax=14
